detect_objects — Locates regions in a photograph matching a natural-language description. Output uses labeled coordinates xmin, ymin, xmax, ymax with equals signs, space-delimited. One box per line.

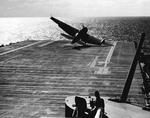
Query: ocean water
xmin=0 ymin=17 xmax=52 ymax=45
xmin=0 ymin=17 xmax=150 ymax=46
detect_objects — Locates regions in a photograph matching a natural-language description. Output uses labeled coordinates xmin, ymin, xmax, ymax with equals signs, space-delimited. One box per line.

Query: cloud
xmin=0 ymin=0 xmax=150 ymax=17
xmin=50 ymin=0 xmax=141 ymax=16
xmin=0 ymin=0 xmax=52 ymax=17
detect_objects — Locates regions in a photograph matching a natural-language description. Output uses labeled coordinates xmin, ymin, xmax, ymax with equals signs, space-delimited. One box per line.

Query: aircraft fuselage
xmin=81 ymin=35 xmax=102 ymax=46
xmin=51 ymin=17 xmax=104 ymax=46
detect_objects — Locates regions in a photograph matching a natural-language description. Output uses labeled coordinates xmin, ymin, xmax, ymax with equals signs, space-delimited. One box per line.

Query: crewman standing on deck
xmin=90 ymin=91 xmax=105 ymax=118
xmin=94 ymin=91 xmax=105 ymax=113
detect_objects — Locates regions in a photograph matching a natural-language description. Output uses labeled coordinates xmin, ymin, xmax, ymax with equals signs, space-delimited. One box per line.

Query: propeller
xmin=71 ymin=33 xmax=80 ymax=44
xmin=71 ymin=25 xmax=88 ymax=44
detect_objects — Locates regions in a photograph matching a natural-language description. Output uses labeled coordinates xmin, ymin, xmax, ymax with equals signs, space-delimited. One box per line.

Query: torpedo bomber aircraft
xmin=50 ymin=17 xmax=106 ymax=47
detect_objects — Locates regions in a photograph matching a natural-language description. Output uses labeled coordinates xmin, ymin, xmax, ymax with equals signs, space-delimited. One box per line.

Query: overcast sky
xmin=0 ymin=0 xmax=150 ymax=17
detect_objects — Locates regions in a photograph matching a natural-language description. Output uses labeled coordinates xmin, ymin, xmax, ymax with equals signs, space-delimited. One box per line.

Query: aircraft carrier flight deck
xmin=0 ymin=38 xmax=148 ymax=118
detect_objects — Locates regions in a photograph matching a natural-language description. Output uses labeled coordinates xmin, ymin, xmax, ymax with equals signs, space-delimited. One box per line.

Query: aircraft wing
xmin=51 ymin=17 xmax=106 ymax=46
xmin=50 ymin=17 xmax=79 ymax=37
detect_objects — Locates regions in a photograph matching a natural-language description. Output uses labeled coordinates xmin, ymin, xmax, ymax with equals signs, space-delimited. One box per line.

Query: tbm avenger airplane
xmin=50 ymin=17 xmax=105 ymax=47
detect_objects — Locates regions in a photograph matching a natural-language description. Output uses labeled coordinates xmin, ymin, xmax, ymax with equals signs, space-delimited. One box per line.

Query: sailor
xmin=72 ymin=96 xmax=89 ymax=118
xmin=94 ymin=91 xmax=105 ymax=112
xmin=90 ymin=91 xmax=105 ymax=118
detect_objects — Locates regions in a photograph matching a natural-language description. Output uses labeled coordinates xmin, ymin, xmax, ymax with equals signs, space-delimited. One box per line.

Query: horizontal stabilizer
xmin=61 ymin=33 xmax=74 ymax=40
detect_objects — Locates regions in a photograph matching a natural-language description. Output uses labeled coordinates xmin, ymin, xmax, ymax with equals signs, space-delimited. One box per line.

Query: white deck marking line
xmin=96 ymin=41 xmax=117 ymax=74
xmin=88 ymin=56 xmax=99 ymax=68
xmin=0 ymin=54 xmax=22 ymax=63
xmin=38 ymin=41 xmax=55 ymax=47
xmin=0 ymin=41 xmax=43 ymax=56
xmin=104 ymin=41 xmax=117 ymax=67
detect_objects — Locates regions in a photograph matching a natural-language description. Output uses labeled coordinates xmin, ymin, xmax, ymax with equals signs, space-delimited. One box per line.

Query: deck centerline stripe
xmin=0 ymin=41 xmax=43 ymax=56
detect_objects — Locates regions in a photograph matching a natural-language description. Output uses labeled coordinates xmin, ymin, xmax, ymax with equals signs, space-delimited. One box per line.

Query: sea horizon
xmin=0 ymin=16 xmax=150 ymax=46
